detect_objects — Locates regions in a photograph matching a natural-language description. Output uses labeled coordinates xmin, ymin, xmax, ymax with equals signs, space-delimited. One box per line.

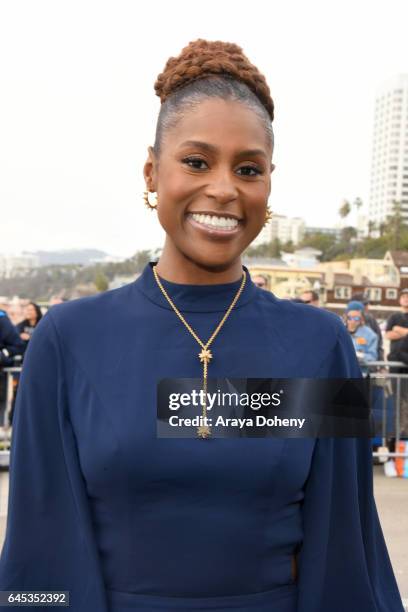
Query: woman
xmin=0 ymin=40 xmax=403 ymax=611
xmin=16 ymin=302 xmax=43 ymax=351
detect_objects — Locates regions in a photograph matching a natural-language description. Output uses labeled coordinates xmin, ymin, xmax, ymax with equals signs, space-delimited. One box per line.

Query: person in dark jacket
xmin=0 ymin=309 xmax=24 ymax=367
xmin=16 ymin=302 xmax=43 ymax=352
xmin=0 ymin=309 xmax=25 ymax=425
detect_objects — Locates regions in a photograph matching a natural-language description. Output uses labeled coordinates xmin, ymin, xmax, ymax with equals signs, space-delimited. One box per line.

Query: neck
xmin=28 ymin=318 xmax=36 ymax=325
xmin=402 ymin=307 xmax=408 ymax=313
xmin=155 ymin=239 xmax=243 ymax=284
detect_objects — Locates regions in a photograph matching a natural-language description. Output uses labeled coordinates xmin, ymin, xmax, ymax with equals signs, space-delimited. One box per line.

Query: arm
xmin=385 ymin=330 xmax=401 ymax=341
xmin=297 ymin=324 xmax=403 ymax=611
xmin=0 ymin=313 xmax=108 ymax=611
xmin=364 ymin=332 xmax=378 ymax=362
xmin=390 ymin=325 xmax=408 ymax=337
xmin=385 ymin=313 xmax=408 ymax=341
xmin=0 ymin=315 xmax=25 ymax=364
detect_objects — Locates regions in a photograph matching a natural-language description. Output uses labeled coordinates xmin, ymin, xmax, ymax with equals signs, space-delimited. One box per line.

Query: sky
xmin=1 ymin=0 xmax=408 ymax=259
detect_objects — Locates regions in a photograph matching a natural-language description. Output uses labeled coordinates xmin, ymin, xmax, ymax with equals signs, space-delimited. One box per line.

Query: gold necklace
xmin=152 ymin=264 xmax=247 ymax=439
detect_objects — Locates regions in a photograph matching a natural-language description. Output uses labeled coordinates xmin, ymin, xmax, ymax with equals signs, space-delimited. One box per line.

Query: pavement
xmin=0 ymin=464 xmax=407 ymax=607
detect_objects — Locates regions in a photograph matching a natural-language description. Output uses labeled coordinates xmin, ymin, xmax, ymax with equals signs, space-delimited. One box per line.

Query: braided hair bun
xmin=154 ymin=39 xmax=274 ymax=122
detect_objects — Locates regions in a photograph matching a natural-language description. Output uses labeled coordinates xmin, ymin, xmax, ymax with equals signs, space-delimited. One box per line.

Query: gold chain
xmin=152 ymin=264 xmax=247 ymax=439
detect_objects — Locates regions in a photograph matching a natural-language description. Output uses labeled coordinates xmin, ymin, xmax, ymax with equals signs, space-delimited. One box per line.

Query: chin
xmin=185 ymin=248 xmax=242 ymax=272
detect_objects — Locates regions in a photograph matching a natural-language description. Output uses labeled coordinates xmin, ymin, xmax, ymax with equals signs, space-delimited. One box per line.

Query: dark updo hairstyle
xmin=153 ymin=39 xmax=274 ymax=155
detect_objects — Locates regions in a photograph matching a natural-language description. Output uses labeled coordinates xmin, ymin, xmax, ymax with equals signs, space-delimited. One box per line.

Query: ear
xmin=143 ymin=146 xmax=158 ymax=192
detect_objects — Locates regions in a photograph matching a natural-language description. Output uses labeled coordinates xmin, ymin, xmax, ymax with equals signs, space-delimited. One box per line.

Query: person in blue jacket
xmin=344 ymin=300 xmax=379 ymax=367
xmin=0 ymin=39 xmax=403 ymax=611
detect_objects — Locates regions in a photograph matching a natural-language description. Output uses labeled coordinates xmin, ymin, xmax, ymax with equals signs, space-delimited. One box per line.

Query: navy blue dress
xmin=0 ymin=263 xmax=403 ymax=611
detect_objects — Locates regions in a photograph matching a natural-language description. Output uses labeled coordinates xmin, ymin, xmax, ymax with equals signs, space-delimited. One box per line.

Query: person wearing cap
xmin=344 ymin=300 xmax=378 ymax=365
xmin=351 ymin=292 xmax=383 ymax=360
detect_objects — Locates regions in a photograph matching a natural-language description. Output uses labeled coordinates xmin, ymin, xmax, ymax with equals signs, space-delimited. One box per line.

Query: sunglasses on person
xmin=254 ymin=281 xmax=266 ymax=288
xmin=347 ymin=315 xmax=362 ymax=321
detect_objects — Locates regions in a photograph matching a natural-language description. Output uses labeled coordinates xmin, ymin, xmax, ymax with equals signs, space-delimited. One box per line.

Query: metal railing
xmin=1 ymin=362 xmax=408 ymax=464
xmin=365 ymin=361 xmax=408 ymax=459
xmin=0 ymin=365 xmax=21 ymax=465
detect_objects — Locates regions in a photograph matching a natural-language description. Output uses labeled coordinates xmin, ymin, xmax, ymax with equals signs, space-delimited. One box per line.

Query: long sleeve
xmin=297 ymin=325 xmax=404 ymax=611
xmin=0 ymin=313 xmax=108 ymax=611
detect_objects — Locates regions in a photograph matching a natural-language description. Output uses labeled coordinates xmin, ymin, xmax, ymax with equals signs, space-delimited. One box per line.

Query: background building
xmin=368 ymin=74 xmax=408 ymax=227
xmin=0 ymin=254 xmax=39 ymax=279
xmin=252 ymin=214 xmax=305 ymax=247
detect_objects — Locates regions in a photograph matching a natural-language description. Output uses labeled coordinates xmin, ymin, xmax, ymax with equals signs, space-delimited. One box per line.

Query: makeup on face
xmin=144 ymin=99 xmax=274 ymax=276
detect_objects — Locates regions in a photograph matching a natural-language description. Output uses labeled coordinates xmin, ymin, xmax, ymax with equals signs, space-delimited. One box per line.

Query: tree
xmin=367 ymin=220 xmax=376 ymax=238
xmin=245 ymin=237 xmax=282 ymax=258
xmin=384 ymin=200 xmax=406 ymax=250
xmin=340 ymin=226 xmax=358 ymax=243
xmin=94 ymin=270 xmax=109 ymax=292
xmin=338 ymin=199 xmax=351 ymax=220
xmin=281 ymin=240 xmax=295 ymax=253
xmin=353 ymin=197 xmax=363 ymax=212
xmin=378 ymin=221 xmax=387 ymax=237
xmin=298 ymin=232 xmax=333 ymax=254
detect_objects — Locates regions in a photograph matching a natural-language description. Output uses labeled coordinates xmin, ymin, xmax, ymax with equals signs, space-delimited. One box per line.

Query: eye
xmin=236 ymin=165 xmax=263 ymax=177
xmin=182 ymin=156 xmax=209 ymax=170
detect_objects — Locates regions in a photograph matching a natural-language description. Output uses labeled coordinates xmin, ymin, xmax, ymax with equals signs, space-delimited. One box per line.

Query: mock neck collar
xmin=135 ymin=261 xmax=257 ymax=313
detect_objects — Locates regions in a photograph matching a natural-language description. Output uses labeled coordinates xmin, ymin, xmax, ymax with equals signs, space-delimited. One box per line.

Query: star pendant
xmin=199 ymin=348 xmax=213 ymax=364
xmin=197 ymin=425 xmax=212 ymax=438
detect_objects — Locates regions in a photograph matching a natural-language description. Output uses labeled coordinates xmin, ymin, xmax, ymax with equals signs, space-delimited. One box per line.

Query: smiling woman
xmin=0 ymin=39 xmax=404 ymax=612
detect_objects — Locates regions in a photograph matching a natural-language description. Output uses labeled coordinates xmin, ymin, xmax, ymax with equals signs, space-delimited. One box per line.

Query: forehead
xmin=163 ymin=98 xmax=271 ymax=153
xmin=348 ymin=310 xmax=362 ymax=316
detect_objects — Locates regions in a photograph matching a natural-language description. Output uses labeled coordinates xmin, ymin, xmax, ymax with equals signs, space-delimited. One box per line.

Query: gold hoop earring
xmin=263 ymin=206 xmax=273 ymax=227
xmin=143 ymin=190 xmax=158 ymax=210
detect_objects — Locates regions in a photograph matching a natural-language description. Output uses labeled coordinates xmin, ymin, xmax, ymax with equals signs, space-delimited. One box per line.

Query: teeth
xmin=191 ymin=213 xmax=238 ymax=229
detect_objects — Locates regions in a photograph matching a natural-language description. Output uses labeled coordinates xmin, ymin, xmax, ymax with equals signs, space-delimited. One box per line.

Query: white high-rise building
xmin=252 ymin=214 xmax=305 ymax=247
xmin=369 ymin=75 xmax=408 ymax=226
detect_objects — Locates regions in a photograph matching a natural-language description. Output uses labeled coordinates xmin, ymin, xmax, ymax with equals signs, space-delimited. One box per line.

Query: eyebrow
xmin=179 ymin=140 xmax=268 ymax=159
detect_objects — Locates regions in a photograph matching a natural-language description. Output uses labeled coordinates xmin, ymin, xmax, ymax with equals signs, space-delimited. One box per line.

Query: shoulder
xmin=0 ymin=310 xmax=13 ymax=330
xmin=258 ymin=290 xmax=344 ymax=341
xmin=49 ymin=283 xmax=135 ymax=327
xmin=43 ymin=282 xmax=139 ymax=353
xmin=255 ymin=290 xmax=361 ymax=376
xmin=386 ymin=311 xmax=401 ymax=324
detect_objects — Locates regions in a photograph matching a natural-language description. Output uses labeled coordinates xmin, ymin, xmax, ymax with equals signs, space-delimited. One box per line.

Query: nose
xmin=204 ymin=169 xmax=238 ymax=205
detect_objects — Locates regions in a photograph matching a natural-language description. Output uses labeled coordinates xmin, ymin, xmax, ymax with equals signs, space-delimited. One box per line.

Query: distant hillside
xmin=25 ymin=249 xmax=117 ymax=266
xmin=0 ymin=250 xmax=153 ymax=301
